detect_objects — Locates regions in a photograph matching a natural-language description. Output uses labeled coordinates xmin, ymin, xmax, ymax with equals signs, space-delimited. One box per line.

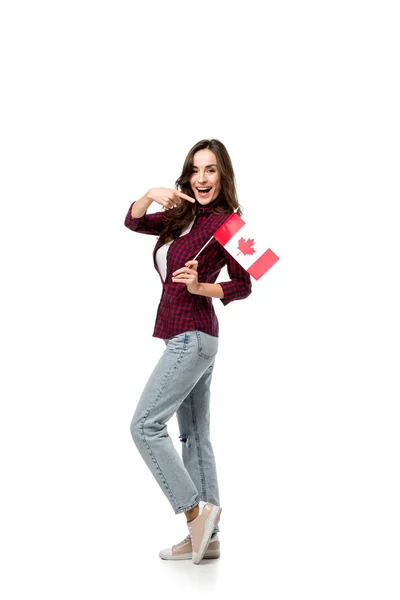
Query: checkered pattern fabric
xmin=124 ymin=201 xmax=252 ymax=339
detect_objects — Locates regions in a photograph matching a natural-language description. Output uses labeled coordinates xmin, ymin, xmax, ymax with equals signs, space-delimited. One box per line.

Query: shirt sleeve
xmin=218 ymin=246 xmax=252 ymax=306
xmin=124 ymin=201 xmax=166 ymax=235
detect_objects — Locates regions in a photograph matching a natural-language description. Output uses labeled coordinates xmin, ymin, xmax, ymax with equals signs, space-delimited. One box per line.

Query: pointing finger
xmin=176 ymin=192 xmax=196 ymax=203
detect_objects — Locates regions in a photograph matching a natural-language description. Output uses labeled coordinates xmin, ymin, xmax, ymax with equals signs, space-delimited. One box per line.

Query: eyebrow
xmin=192 ymin=164 xmax=217 ymax=168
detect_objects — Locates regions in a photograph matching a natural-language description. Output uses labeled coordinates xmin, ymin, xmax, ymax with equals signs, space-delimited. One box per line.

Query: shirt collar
xmin=196 ymin=202 xmax=215 ymax=214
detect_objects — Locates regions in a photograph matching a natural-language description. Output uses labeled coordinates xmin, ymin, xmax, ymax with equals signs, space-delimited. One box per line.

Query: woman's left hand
xmin=172 ymin=260 xmax=199 ymax=294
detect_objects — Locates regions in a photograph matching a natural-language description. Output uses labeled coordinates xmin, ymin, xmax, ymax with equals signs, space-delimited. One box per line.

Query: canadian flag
xmin=212 ymin=212 xmax=279 ymax=280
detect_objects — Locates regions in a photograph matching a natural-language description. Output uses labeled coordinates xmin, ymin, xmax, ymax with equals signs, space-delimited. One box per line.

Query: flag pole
xmin=192 ymin=206 xmax=239 ymax=261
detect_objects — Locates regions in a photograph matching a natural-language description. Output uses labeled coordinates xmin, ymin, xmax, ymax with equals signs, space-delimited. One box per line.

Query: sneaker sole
xmin=192 ymin=505 xmax=222 ymax=565
xmin=159 ymin=549 xmax=220 ymax=560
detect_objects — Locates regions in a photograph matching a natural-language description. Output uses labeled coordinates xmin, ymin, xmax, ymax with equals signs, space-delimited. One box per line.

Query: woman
xmin=124 ymin=138 xmax=252 ymax=564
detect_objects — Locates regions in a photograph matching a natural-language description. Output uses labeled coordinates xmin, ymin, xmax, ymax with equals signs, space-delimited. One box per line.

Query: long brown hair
xmin=158 ymin=138 xmax=243 ymax=245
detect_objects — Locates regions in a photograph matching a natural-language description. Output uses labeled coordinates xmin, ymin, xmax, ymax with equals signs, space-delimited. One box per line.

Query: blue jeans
xmin=130 ymin=330 xmax=220 ymax=531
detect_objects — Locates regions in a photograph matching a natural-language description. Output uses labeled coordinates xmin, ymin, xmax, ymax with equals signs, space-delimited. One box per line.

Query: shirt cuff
xmin=218 ymin=279 xmax=252 ymax=306
xmin=124 ymin=201 xmax=142 ymax=230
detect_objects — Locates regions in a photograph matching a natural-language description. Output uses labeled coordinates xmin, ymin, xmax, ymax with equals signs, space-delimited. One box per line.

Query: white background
xmin=1 ymin=1 xmax=399 ymax=598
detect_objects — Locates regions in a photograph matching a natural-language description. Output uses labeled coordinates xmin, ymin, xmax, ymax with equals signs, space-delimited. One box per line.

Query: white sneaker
xmin=187 ymin=501 xmax=222 ymax=564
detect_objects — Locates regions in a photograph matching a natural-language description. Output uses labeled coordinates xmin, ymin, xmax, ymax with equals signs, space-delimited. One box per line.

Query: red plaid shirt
xmin=124 ymin=201 xmax=252 ymax=339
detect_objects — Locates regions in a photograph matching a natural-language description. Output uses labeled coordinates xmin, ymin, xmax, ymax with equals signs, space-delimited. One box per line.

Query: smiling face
xmin=189 ymin=149 xmax=221 ymax=205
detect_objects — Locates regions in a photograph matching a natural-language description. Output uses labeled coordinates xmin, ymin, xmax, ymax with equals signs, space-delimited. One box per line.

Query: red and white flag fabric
xmin=212 ymin=212 xmax=279 ymax=280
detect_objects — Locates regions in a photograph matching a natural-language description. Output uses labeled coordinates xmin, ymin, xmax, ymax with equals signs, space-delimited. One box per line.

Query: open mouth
xmin=197 ymin=187 xmax=212 ymax=197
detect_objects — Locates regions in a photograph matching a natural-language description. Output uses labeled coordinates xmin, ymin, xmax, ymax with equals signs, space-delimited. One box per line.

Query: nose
xmin=197 ymin=172 xmax=208 ymax=184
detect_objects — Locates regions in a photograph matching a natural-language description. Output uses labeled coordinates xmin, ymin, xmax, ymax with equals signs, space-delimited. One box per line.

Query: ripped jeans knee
xmin=179 ymin=433 xmax=191 ymax=448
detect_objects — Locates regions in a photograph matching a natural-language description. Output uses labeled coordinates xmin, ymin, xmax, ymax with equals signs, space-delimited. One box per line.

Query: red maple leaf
xmin=237 ymin=237 xmax=256 ymax=257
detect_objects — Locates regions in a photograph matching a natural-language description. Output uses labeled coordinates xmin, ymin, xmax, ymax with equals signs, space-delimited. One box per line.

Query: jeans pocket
xmin=164 ymin=332 xmax=188 ymax=350
xmin=195 ymin=330 xmax=218 ymax=360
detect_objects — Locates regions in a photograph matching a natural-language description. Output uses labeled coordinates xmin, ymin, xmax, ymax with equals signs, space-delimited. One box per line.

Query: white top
xmin=155 ymin=218 xmax=196 ymax=282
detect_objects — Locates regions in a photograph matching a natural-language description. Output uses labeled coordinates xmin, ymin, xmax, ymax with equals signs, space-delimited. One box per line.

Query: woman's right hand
xmin=147 ymin=188 xmax=195 ymax=210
